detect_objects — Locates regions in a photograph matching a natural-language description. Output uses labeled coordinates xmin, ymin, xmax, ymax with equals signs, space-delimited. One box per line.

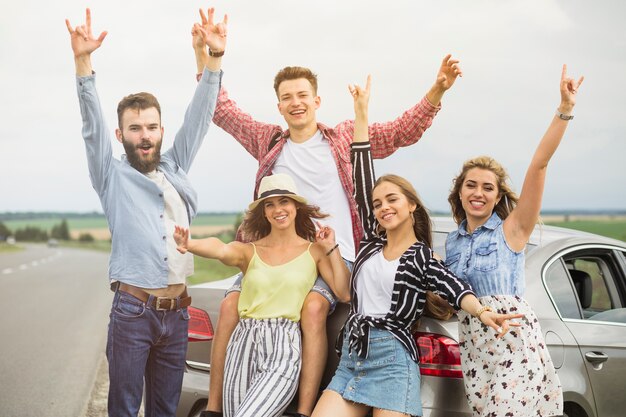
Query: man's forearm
xmin=75 ymin=54 xmax=93 ymax=77
xmin=425 ymin=83 xmax=446 ymax=107
xmin=195 ymin=46 xmax=222 ymax=74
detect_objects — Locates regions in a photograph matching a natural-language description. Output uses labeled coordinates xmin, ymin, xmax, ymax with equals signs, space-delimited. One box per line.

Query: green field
xmin=545 ymin=220 xmax=626 ymax=242
xmin=2 ymin=212 xmax=239 ymax=232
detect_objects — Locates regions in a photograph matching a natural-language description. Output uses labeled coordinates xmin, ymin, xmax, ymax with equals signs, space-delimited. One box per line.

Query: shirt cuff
xmin=198 ymin=68 xmax=223 ymax=85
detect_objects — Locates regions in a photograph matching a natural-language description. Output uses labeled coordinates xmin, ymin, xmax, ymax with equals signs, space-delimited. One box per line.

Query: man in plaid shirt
xmin=199 ymin=53 xmax=462 ymax=417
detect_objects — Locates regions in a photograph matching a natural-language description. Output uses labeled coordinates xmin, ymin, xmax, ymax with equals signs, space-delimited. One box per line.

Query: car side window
xmin=556 ymin=249 xmax=626 ymax=324
xmin=571 ymin=258 xmax=613 ymax=314
xmin=545 ymin=260 xmax=582 ymax=320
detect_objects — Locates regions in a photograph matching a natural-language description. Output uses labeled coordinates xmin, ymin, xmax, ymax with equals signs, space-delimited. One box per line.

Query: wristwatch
xmin=556 ymin=110 xmax=574 ymax=120
xmin=208 ymin=49 xmax=225 ymax=57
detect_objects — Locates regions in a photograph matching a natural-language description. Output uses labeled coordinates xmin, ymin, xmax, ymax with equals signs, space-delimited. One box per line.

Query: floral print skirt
xmin=458 ymin=295 xmax=563 ymax=417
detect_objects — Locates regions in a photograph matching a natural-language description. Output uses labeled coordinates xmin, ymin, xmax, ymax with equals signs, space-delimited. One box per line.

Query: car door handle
xmin=584 ymin=351 xmax=608 ymax=364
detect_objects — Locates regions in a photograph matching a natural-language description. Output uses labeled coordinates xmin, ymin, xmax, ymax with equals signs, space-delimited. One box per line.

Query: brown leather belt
xmin=115 ymin=282 xmax=192 ymax=311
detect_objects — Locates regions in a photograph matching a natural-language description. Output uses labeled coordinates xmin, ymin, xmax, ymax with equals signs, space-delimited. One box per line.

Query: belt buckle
xmin=156 ymin=297 xmax=173 ymax=311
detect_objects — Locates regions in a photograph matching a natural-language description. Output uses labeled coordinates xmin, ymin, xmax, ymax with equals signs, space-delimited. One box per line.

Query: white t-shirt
xmin=146 ymin=170 xmax=194 ymax=285
xmin=273 ymin=130 xmax=355 ymax=262
xmin=356 ymin=250 xmax=399 ymax=317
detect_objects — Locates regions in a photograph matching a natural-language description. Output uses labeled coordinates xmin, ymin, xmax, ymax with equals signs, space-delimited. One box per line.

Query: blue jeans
xmin=106 ymin=289 xmax=190 ymax=417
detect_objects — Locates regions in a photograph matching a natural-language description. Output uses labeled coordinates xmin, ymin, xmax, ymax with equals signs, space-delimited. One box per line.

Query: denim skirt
xmin=326 ymin=328 xmax=422 ymax=416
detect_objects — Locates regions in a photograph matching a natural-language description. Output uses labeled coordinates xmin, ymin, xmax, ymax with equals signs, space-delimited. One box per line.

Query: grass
xmin=545 ymin=220 xmax=626 ymax=242
xmin=0 ymin=243 xmax=23 ymax=253
xmin=188 ymin=257 xmax=239 ymax=285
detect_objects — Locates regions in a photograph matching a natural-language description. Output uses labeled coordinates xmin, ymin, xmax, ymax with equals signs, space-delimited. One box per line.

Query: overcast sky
xmin=1 ymin=0 xmax=625 ymax=213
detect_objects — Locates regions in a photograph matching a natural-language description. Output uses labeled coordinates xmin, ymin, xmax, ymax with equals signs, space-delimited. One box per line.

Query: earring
xmin=410 ymin=211 xmax=415 ymax=226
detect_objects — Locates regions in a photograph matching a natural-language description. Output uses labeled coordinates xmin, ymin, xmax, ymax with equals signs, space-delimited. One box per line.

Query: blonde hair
xmin=448 ymin=156 xmax=518 ymax=224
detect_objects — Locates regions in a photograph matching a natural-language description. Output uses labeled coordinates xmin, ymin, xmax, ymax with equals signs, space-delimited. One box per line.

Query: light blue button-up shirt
xmin=444 ymin=212 xmax=525 ymax=297
xmin=77 ymin=68 xmax=222 ymax=288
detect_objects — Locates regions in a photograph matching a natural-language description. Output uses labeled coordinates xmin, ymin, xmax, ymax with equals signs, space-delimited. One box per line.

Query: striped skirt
xmin=223 ymin=317 xmax=301 ymax=417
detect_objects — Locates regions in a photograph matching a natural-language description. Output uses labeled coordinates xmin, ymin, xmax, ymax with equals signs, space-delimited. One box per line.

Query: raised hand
xmin=434 ymin=54 xmax=463 ymax=92
xmin=314 ymin=221 xmax=337 ymax=254
xmin=173 ymin=225 xmax=190 ymax=254
xmin=65 ymin=8 xmax=107 ymax=59
xmin=348 ymin=74 xmax=372 ymax=118
xmin=559 ymin=64 xmax=584 ymax=114
xmin=194 ymin=7 xmax=228 ymax=53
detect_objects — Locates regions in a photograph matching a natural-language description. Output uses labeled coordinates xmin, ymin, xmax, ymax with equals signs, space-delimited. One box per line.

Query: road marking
xmin=3 ymin=251 xmax=65 ymax=274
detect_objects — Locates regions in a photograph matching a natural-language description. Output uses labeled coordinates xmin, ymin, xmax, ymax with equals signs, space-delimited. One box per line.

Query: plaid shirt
xmin=213 ymin=87 xmax=441 ymax=253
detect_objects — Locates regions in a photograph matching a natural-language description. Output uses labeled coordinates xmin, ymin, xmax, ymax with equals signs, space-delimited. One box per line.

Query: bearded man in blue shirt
xmin=66 ymin=7 xmax=227 ymax=417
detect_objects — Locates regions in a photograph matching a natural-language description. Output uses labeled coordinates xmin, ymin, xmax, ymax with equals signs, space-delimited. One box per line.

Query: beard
xmin=122 ymin=138 xmax=162 ymax=173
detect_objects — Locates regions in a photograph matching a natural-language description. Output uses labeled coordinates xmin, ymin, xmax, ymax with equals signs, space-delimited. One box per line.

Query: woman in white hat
xmin=174 ymin=174 xmax=350 ymax=417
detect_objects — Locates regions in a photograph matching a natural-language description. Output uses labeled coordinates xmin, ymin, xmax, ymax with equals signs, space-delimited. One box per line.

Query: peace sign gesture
xmin=193 ymin=7 xmax=228 ymax=54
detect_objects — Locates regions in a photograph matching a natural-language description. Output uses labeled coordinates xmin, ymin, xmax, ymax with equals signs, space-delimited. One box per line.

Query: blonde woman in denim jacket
xmin=445 ymin=65 xmax=584 ymax=417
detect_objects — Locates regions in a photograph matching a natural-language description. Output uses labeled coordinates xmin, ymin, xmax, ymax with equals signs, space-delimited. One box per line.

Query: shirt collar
xmin=283 ymin=123 xmax=332 ymax=141
xmin=458 ymin=212 xmax=502 ymax=236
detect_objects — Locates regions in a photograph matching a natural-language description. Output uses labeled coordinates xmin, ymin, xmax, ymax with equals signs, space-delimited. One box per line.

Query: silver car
xmin=177 ymin=218 xmax=626 ymax=417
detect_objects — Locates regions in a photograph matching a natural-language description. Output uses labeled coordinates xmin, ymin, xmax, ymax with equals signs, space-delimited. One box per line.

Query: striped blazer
xmin=342 ymin=142 xmax=474 ymax=362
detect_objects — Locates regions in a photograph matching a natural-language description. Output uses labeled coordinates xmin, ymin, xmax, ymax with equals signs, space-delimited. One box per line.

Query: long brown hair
xmin=240 ymin=199 xmax=328 ymax=242
xmin=374 ymin=175 xmax=454 ymax=321
xmin=448 ymin=156 xmax=518 ymax=225
xmin=374 ymin=175 xmax=432 ymax=248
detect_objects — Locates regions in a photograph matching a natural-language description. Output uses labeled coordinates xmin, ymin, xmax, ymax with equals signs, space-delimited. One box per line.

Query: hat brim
xmin=248 ymin=192 xmax=308 ymax=211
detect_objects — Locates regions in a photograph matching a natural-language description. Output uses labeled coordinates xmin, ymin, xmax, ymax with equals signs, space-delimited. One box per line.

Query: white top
xmin=274 ymin=130 xmax=355 ymax=261
xmin=356 ymin=250 xmax=399 ymax=317
xmin=146 ymin=170 xmax=194 ymax=285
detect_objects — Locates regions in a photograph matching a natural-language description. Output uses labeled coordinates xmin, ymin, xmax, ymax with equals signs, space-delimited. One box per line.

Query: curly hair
xmin=240 ymin=199 xmax=328 ymax=242
xmin=448 ymin=156 xmax=518 ymax=225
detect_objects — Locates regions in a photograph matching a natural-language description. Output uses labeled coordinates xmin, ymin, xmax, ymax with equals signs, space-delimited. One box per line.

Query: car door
xmin=545 ymin=245 xmax=626 ymax=417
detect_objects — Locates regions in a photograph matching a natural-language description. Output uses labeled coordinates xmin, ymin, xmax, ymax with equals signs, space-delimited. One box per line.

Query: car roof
xmin=431 ymin=216 xmax=626 ymax=250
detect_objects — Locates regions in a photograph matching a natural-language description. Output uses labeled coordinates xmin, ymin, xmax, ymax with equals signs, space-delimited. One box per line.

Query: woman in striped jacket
xmin=312 ymin=76 xmax=522 ymax=417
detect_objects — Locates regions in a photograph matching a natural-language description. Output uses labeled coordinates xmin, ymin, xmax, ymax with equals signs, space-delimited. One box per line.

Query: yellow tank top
xmin=238 ymin=242 xmax=317 ymax=322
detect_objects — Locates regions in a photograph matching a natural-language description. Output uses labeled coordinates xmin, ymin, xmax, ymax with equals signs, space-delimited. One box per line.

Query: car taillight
xmin=415 ymin=332 xmax=463 ymax=378
xmin=188 ymin=306 xmax=214 ymax=342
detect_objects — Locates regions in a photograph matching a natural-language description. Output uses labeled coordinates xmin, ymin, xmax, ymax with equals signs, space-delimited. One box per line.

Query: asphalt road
xmin=0 ymin=244 xmax=112 ymax=417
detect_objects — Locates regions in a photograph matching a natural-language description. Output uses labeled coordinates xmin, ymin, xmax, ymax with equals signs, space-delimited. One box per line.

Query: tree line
xmin=0 ymin=219 xmax=95 ymax=243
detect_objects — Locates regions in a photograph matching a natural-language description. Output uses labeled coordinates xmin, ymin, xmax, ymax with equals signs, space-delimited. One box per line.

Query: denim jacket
xmin=444 ymin=212 xmax=525 ymax=297
xmin=77 ymin=68 xmax=222 ymax=288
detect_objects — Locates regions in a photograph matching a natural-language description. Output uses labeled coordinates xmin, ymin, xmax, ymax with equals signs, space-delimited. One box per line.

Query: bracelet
xmin=474 ymin=305 xmax=493 ymax=318
xmin=208 ymin=49 xmax=225 ymax=57
xmin=326 ymin=243 xmax=339 ymax=256
xmin=556 ymin=109 xmax=574 ymax=120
